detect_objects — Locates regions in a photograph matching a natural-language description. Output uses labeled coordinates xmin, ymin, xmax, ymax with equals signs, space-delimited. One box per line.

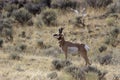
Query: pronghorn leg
xmin=81 ymin=52 xmax=91 ymax=65
xmin=62 ymin=48 xmax=68 ymax=60
xmin=78 ymin=52 xmax=80 ymax=57
xmin=65 ymin=52 xmax=67 ymax=60
xmin=86 ymin=56 xmax=91 ymax=65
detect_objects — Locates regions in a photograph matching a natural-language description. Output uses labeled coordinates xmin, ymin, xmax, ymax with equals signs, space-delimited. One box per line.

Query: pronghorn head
xmin=53 ymin=27 xmax=64 ymax=40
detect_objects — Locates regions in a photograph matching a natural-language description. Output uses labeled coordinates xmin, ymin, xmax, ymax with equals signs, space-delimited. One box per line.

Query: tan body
xmin=59 ymin=38 xmax=91 ymax=65
xmin=53 ymin=28 xmax=91 ymax=65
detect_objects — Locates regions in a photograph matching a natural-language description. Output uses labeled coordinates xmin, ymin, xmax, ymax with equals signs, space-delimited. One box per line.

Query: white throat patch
xmin=68 ymin=47 xmax=78 ymax=54
xmin=54 ymin=35 xmax=59 ymax=39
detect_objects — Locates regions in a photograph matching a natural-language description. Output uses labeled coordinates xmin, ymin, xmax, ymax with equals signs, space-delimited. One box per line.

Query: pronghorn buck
xmin=53 ymin=28 xmax=91 ymax=65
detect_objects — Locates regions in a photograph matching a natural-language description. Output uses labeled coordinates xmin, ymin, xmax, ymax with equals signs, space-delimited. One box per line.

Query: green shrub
xmin=24 ymin=2 xmax=41 ymax=15
xmin=0 ymin=1 xmax=4 ymax=10
xmin=65 ymin=66 xmax=85 ymax=80
xmin=85 ymin=0 xmax=112 ymax=8
xmin=104 ymin=37 xmax=111 ymax=45
xmin=27 ymin=19 xmax=33 ymax=26
xmin=47 ymin=72 xmax=58 ymax=79
xmin=52 ymin=59 xmax=72 ymax=70
xmin=32 ymin=0 xmax=42 ymax=3
xmin=97 ymin=54 xmax=112 ymax=65
xmin=98 ymin=45 xmax=107 ymax=53
xmin=41 ymin=9 xmax=57 ymax=26
xmin=15 ymin=43 xmax=27 ymax=52
xmin=32 ymin=0 xmax=51 ymax=8
xmin=0 ymin=38 xmax=3 ymax=47
xmin=0 ymin=18 xmax=13 ymax=41
xmin=4 ymin=4 xmax=18 ymax=12
xmin=9 ymin=53 xmax=21 ymax=60
xmin=52 ymin=0 xmax=80 ymax=9
xmin=12 ymin=8 xmax=32 ymax=24
xmin=69 ymin=16 xmax=85 ymax=27
xmin=4 ymin=28 xmax=13 ymax=41
xmin=107 ymin=1 xmax=120 ymax=13
xmin=110 ymin=28 xmax=119 ymax=38
xmin=19 ymin=44 xmax=27 ymax=51
xmin=37 ymin=39 xmax=45 ymax=48
xmin=34 ymin=15 xmax=44 ymax=27
xmin=105 ymin=28 xmax=119 ymax=45
xmin=105 ymin=17 xmax=115 ymax=26
xmin=3 ymin=22 xmax=12 ymax=29
xmin=1 ymin=11 xmax=11 ymax=18
xmin=0 ymin=18 xmax=13 ymax=28
xmin=105 ymin=35 xmax=117 ymax=46
xmin=25 ymin=0 xmax=51 ymax=15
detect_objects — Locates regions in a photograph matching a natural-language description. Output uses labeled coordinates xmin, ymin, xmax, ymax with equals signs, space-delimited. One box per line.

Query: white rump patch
xmin=84 ymin=44 xmax=90 ymax=52
xmin=68 ymin=47 xmax=78 ymax=54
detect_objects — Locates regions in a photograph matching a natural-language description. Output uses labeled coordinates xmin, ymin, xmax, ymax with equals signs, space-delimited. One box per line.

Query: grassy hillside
xmin=0 ymin=0 xmax=120 ymax=80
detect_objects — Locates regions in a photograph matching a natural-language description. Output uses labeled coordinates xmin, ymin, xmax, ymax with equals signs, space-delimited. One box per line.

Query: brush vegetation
xmin=0 ymin=0 xmax=120 ymax=80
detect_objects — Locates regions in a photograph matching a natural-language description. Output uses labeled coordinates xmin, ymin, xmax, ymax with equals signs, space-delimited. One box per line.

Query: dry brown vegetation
xmin=0 ymin=0 xmax=120 ymax=80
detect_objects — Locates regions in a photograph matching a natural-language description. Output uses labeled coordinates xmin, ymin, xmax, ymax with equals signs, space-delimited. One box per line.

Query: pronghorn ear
xmin=59 ymin=27 xmax=64 ymax=34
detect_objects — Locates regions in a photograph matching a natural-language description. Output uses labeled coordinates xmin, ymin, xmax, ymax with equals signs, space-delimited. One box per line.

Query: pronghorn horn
xmin=59 ymin=27 xmax=64 ymax=34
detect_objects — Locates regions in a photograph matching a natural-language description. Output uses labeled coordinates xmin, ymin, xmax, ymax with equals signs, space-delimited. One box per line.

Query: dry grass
xmin=0 ymin=7 xmax=120 ymax=80
xmin=0 ymin=51 xmax=52 ymax=80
